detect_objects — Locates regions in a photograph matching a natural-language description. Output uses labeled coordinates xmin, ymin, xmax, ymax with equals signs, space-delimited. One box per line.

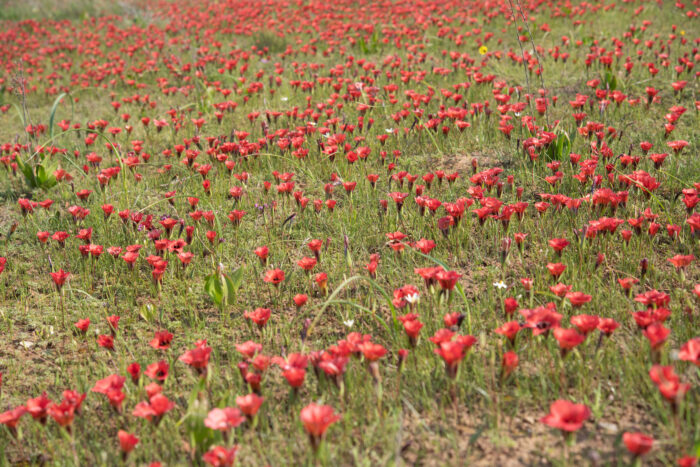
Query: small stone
xmin=597 ymin=421 xmax=619 ymax=434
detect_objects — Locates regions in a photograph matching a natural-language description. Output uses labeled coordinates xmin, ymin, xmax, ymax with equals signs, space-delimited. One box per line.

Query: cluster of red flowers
xmin=0 ymin=0 xmax=698 ymax=464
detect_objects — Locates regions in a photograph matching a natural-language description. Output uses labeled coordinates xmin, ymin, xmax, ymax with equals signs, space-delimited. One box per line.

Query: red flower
xmin=106 ymin=315 xmax=120 ymax=334
xmin=358 ymin=341 xmax=387 ymax=362
xmin=308 ymin=239 xmax=323 ymax=259
xmin=435 ymin=269 xmax=461 ymax=291
xmin=541 ymin=400 xmax=590 ymax=432
xmin=149 ymin=330 xmax=174 ymax=350
xmin=547 ymin=263 xmax=566 ymax=278
xmin=293 ymin=294 xmax=308 ymax=308
xmin=565 ymin=291 xmax=592 ymax=307
xmin=429 ymin=328 xmax=455 ymax=345
xmin=50 ymin=269 xmax=70 ymax=291
xmin=678 ymin=456 xmax=697 ymax=467
xmin=623 ymin=432 xmax=653 ymax=457
xmin=678 ymin=338 xmax=700 ymax=366
xmin=667 ymin=140 xmax=689 ymax=153
xmin=494 ymin=321 xmax=520 ymax=343
xmin=92 ymin=374 xmax=126 ymax=395
xmin=127 ymin=363 xmax=141 ymax=384
xmin=388 ymin=192 xmax=409 ymax=210
xmin=203 ymin=445 xmax=238 ymax=467
xmin=118 ymin=430 xmax=139 ymax=456
xmin=263 ymin=268 xmax=285 ymax=286
xmin=48 ymin=401 xmax=75 ymax=429
xmin=414 ymin=238 xmax=436 ymax=254
xmin=74 ymin=318 xmax=90 ymax=334
xmin=282 ymin=368 xmax=306 ymax=388
xmin=204 ymin=407 xmax=245 ymax=432
xmin=649 ymin=365 xmax=690 ymax=403
xmin=434 ymin=340 xmax=466 ymax=378
xmin=300 ymin=403 xmax=341 ymax=451
xmin=97 ymin=334 xmax=115 ymax=350
xmin=642 ymin=322 xmax=669 ymax=350
xmin=179 ymin=343 xmax=213 ymax=373
xmin=402 ymin=319 xmax=424 ymax=343
xmin=244 ymin=308 xmax=271 ymax=329
xmin=61 ymin=390 xmax=86 ymax=413
xmin=132 ymin=394 xmax=175 ymax=422
xmin=503 ymin=297 xmax=518 ymax=314
xmin=617 ymin=277 xmax=639 ymax=291
xmin=145 ymin=360 xmax=170 ymax=382
xmin=553 ymin=327 xmax=586 ymax=353
xmin=254 ymin=246 xmax=269 ymax=265
xmin=0 ymin=406 xmax=26 ymax=431
xmin=297 ymin=256 xmax=317 ymax=271
xmin=524 ymin=305 xmax=562 ymax=336
xmin=597 ymin=318 xmax=619 ymax=336
xmin=26 ymin=393 xmax=51 ymax=424
xmin=236 ymin=393 xmax=264 ymax=418
xmin=548 ymin=238 xmax=570 ymax=254
xmin=570 ymin=314 xmax=599 ymax=335
xmin=502 ymin=351 xmax=518 ymax=376
xmin=668 ymin=254 xmax=694 ymax=269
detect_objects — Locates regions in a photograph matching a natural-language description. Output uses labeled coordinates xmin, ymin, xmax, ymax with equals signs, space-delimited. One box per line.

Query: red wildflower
xmin=149 ymin=330 xmax=174 ymax=350
xmin=236 ymin=393 xmax=264 ymax=418
xmin=50 ymin=269 xmax=70 ymax=291
xmin=244 ymin=308 xmax=271 ymax=329
xmin=144 ymin=361 xmax=170 ymax=382
xmin=204 ymin=407 xmax=245 ymax=432
xmin=300 ymin=403 xmax=341 ymax=451
xmin=118 ymin=430 xmax=140 ymax=457
xmin=649 ymin=365 xmax=690 ymax=403
xmin=203 ymin=446 xmax=238 ymax=467
xmin=26 ymin=393 xmax=51 ymax=424
xmin=642 ymin=323 xmax=670 ymax=350
xmin=502 ymin=351 xmax=519 ymax=377
xmin=48 ymin=401 xmax=75 ymax=430
xmin=494 ymin=321 xmax=521 ymax=344
xmin=553 ymin=327 xmax=586 ymax=354
xmin=623 ymin=432 xmax=653 ymax=457
xmin=435 ymin=269 xmax=461 ymax=291
xmin=678 ymin=338 xmax=700 ymax=366
xmin=179 ymin=343 xmax=213 ymax=374
xmin=263 ymin=268 xmax=285 ymax=286
xmin=541 ymin=400 xmax=590 ymax=432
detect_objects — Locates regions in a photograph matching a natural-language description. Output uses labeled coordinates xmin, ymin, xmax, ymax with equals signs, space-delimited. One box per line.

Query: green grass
xmin=0 ymin=0 xmax=698 ymax=465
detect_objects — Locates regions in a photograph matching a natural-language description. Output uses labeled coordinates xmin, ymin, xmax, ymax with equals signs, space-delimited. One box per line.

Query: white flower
xmin=385 ymin=128 xmax=394 ymax=134
xmin=280 ymin=97 xmax=289 ymax=101
xmin=19 ymin=341 xmax=34 ymax=349
xmin=493 ymin=280 xmax=507 ymax=290
xmin=405 ymin=293 xmax=420 ymax=304
xmin=343 ymin=320 xmax=354 ymax=328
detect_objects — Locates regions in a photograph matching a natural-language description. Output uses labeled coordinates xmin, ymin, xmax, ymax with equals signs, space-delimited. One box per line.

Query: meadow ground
xmin=0 ymin=0 xmax=698 ymax=465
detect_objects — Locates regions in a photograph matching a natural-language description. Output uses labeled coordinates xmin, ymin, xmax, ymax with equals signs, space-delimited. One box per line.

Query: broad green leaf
xmin=229 ymin=266 xmax=244 ymax=294
xmin=204 ymin=273 xmax=224 ymax=306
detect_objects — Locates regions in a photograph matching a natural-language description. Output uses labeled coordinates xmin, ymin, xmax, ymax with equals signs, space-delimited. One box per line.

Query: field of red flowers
xmin=0 ymin=0 xmax=698 ymax=465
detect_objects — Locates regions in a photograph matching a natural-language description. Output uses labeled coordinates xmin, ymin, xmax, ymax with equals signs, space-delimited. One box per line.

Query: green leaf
xmin=16 ymin=156 xmax=38 ymax=188
xmin=204 ymin=273 xmax=224 ymax=306
xmin=228 ymin=266 xmax=244 ymax=295
xmin=36 ymin=165 xmax=48 ymax=184
xmin=139 ymin=304 xmax=156 ymax=323
xmin=48 ymin=92 xmax=67 ymax=140
xmin=34 ymin=163 xmax=57 ymax=190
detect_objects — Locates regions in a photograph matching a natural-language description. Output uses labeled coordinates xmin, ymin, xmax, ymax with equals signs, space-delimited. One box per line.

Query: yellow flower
xmin=479 ymin=45 xmax=488 ymax=55
xmin=680 ymin=30 xmax=685 ymax=36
